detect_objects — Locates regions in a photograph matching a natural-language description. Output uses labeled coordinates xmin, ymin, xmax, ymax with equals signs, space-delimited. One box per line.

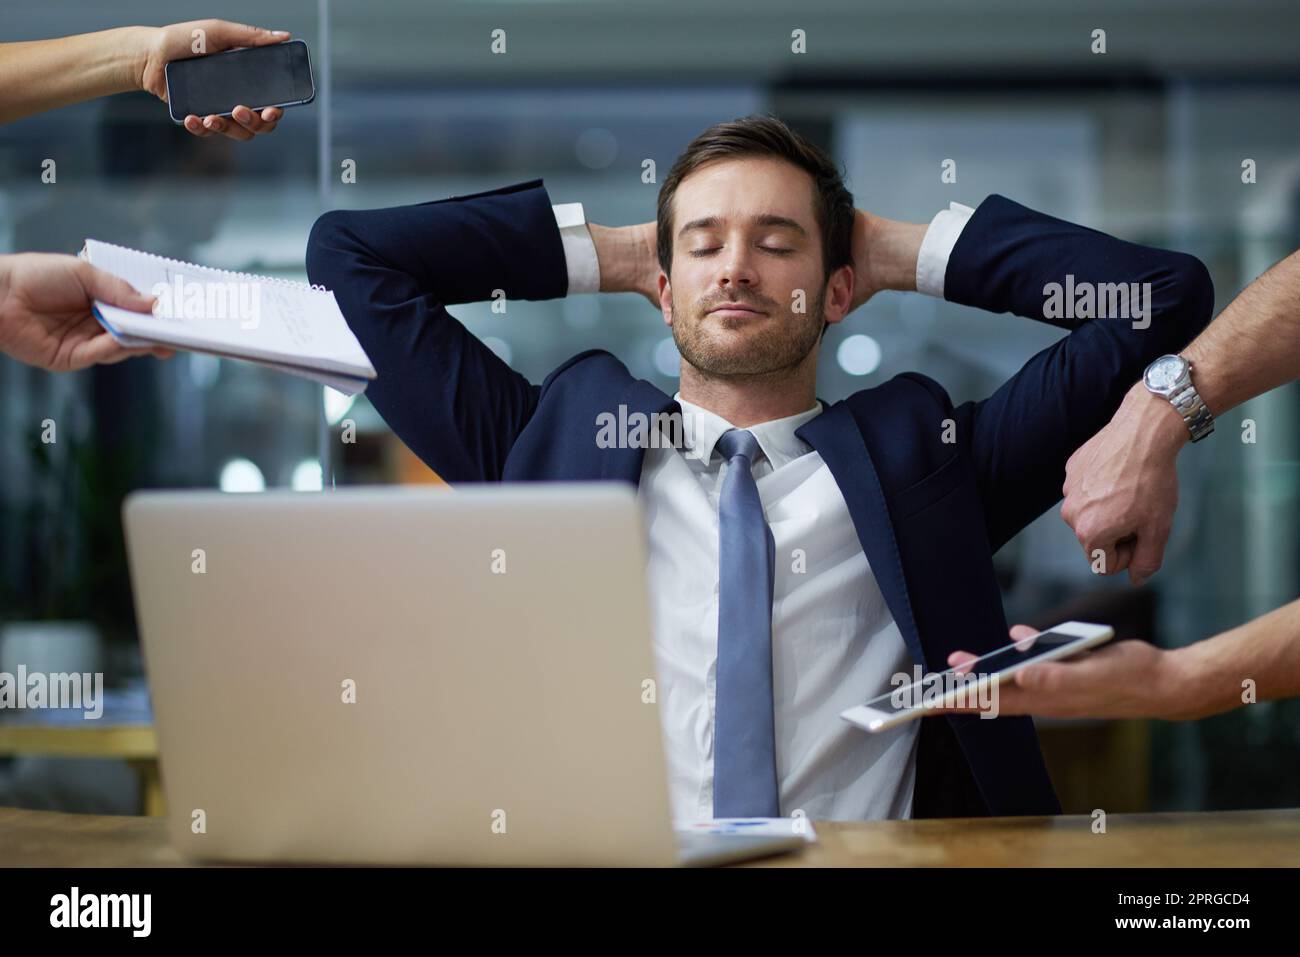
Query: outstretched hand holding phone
xmin=139 ymin=20 xmax=293 ymax=139
xmin=0 ymin=18 xmax=291 ymax=141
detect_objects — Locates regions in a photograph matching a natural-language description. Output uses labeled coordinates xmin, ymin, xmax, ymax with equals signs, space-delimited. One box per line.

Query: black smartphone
xmin=165 ymin=39 xmax=315 ymax=123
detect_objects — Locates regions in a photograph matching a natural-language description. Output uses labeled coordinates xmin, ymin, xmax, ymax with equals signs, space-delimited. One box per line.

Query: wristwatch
xmin=1142 ymin=354 xmax=1214 ymax=442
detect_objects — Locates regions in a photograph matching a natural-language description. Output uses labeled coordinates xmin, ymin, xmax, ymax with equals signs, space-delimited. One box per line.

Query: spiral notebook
xmin=82 ymin=239 xmax=376 ymax=395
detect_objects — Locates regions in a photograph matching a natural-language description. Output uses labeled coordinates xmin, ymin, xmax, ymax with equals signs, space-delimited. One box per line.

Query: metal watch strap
xmin=1169 ymin=380 xmax=1215 ymax=442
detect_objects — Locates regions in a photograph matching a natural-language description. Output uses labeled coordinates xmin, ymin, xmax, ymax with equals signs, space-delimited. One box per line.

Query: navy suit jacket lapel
xmin=797 ymin=404 xmax=927 ymax=669
xmin=597 ymin=379 xmax=679 ymax=486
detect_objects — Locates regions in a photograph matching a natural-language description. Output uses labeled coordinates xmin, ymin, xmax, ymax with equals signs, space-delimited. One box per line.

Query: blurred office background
xmin=1 ymin=0 xmax=1298 ymax=817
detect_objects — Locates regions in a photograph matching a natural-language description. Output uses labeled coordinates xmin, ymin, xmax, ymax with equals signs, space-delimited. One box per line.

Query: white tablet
xmin=840 ymin=620 xmax=1115 ymax=733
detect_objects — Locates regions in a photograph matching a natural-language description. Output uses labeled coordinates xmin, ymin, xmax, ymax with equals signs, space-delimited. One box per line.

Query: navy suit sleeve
xmin=943 ymin=195 xmax=1215 ymax=551
xmin=305 ymin=179 xmax=570 ymax=482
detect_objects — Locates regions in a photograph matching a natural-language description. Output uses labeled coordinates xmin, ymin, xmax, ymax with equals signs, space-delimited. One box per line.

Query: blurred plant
xmin=1 ymin=391 xmax=146 ymax=637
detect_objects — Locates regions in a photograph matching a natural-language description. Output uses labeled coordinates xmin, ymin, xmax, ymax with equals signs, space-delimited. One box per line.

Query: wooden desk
xmin=2 ymin=806 xmax=1297 ymax=867
xmin=0 ymin=725 xmax=163 ymax=817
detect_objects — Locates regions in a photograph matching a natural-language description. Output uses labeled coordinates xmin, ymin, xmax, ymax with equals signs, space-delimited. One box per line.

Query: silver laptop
xmin=122 ymin=484 xmax=805 ymax=867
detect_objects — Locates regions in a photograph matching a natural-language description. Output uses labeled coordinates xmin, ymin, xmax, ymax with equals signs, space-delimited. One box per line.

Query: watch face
xmin=1146 ymin=355 xmax=1185 ymax=391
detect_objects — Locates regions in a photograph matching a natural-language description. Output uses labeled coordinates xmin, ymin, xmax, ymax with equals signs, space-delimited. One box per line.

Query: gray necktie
xmin=712 ymin=428 xmax=779 ymax=818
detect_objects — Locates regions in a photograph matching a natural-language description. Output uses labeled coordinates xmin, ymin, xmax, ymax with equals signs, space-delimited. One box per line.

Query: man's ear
xmin=658 ymin=271 xmax=673 ymax=328
xmin=822 ymin=263 xmax=854 ymax=328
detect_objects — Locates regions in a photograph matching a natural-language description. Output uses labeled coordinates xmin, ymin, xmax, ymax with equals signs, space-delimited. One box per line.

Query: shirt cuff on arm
xmin=553 ymin=202 xmax=600 ymax=295
xmin=915 ymin=201 xmax=975 ymax=299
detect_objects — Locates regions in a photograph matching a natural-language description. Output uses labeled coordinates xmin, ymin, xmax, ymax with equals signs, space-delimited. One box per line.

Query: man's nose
xmin=718 ymin=247 xmax=759 ymax=288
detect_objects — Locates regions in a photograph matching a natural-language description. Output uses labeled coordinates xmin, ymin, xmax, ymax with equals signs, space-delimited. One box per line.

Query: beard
xmin=672 ymin=284 xmax=826 ymax=378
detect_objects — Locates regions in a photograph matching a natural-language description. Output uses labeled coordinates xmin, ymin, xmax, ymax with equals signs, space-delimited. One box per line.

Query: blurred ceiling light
xmin=653 ymin=336 xmax=681 ymax=377
xmin=291 ymin=459 xmax=324 ymax=492
xmin=187 ymin=353 xmax=220 ymax=389
xmin=575 ymin=127 xmax=618 ymax=169
xmin=219 ymin=458 xmax=265 ymax=493
xmin=323 ymin=386 xmax=356 ymax=426
xmin=836 ymin=333 xmax=882 ymax=376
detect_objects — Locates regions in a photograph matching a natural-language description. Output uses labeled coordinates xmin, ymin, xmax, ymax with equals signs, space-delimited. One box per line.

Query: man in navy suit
xmin=306 ymin=115 xmax=1213 ymax=822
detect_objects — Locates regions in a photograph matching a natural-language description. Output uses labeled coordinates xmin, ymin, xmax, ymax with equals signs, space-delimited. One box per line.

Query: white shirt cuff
xmin=553 ymin=202 xmax=600 ymax=295
xmin=915 ymin=201 xmax=975 ymax=299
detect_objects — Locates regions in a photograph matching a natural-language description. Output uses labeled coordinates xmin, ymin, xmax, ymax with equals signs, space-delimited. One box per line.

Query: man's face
xmin=659 ymin=156 xmax=848 ymax=377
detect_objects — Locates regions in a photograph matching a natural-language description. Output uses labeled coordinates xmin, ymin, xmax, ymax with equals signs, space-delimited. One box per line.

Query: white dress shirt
xmin=550 ymin=200 xmax=973 ymax=822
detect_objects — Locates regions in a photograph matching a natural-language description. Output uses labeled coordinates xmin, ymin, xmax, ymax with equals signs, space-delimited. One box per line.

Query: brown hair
xmin=656 ymin=114 xmax=855 ymax=282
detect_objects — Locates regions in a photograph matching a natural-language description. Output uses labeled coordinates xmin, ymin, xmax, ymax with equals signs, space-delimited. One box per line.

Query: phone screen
xmin=166 ymin=41 xmax=314 ymax=120
xmin=861 ymin=629 xmax=1088 ymax=717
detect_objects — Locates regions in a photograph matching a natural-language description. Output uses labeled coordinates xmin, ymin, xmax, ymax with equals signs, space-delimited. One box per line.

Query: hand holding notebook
xmin=82 ymin=239 xmax=376 ymax=395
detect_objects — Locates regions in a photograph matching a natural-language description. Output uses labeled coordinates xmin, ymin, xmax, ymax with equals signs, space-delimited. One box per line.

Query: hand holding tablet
xmin=841 ymin=621 xmax=1115 ymax=732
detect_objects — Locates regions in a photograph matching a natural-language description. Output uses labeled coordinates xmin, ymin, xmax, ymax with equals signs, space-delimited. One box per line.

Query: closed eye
xmin=688 ymin=245 xmax=794 ymax=258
